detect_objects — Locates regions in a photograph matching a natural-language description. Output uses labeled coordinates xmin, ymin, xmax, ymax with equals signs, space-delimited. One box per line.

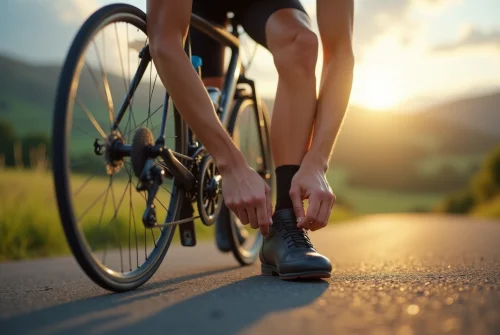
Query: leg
xmin=266 ymin=9 xmax=317 ymax=168
xmin=267 ymin=8 xmax=318 ymax=212
xmin=238 ymin=1 xmax=318 ymax=212
xmin=237 ymin=1 xmax=331 ymax=279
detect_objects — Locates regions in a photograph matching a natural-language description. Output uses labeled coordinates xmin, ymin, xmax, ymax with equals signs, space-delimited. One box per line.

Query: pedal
xmin=179 ymin=201 xmax=196 ymax=247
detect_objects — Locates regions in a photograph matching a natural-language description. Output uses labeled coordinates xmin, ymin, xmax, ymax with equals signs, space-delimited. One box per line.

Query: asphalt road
xmin=1 ymin=214 xmax=499 ymax=335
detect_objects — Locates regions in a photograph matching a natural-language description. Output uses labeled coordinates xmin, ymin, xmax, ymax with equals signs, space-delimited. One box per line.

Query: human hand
xmin=221 ymin=163 xmax=273 ymax=237
xmin=289 ymin=164 xmax=336 ymax=231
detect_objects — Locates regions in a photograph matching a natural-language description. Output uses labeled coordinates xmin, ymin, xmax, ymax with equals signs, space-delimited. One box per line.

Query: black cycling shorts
xmin=190 ymin=0 xmax=307 ymax=77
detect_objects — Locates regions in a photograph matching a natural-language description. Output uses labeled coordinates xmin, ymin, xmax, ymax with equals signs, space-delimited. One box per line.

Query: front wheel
xmin=223 ymin=95 xmax=275 ymax=265
xmin=52 ymin=4 xmax=187 ymax=292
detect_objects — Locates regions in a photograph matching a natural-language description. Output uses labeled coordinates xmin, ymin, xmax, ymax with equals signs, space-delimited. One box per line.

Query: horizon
xmin=2 ymin=0 xmax=500 ymax=111
xmin=2 ymin=50 xmax=499 ymax=116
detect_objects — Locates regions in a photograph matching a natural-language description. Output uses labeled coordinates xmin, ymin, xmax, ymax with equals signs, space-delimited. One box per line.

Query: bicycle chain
xmin=152 ymin=215 xmax=201 ymax=228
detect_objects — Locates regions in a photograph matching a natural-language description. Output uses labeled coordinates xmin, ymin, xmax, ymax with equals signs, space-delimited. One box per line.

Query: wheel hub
xmin=104 ymin=131 xmax=125 ymax=175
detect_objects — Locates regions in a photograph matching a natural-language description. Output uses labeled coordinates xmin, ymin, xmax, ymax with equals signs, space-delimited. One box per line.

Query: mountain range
xmin=1 ymin=53 xmax=499 ymax=194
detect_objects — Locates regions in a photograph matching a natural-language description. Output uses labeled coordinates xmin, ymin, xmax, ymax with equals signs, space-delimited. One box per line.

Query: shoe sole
xmin=261 ymin=264 xmax=331 ymax=280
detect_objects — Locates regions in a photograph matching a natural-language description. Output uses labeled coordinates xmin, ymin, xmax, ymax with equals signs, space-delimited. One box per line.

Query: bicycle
xmin=52 ymin=3 xmax=274 ymax=292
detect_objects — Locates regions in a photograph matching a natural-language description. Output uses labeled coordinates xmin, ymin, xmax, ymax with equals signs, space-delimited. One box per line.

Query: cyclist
xmin=146 ymin=0 xmax=355 ymax=279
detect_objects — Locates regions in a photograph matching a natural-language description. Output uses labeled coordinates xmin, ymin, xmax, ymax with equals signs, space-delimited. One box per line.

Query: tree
xmin=434 ymin=189 xmax=476 ymax=214
xmin=21 ymin=133 xmax=50 ymax=168
xmin=0 ymin=119 xmax=18 ymax=167
xmin=470 ymin=146 xmax=500 ymax=202
xmin=435 ymin=145 xmax=500 ymax=215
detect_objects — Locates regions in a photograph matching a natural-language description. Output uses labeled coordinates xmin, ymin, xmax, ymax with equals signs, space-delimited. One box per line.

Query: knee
xmin=271 ymin=28 xmax=318 ymax=78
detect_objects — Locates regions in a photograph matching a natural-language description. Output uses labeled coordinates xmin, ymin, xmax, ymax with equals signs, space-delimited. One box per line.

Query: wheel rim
xmin=230 ymin=99 xmax=274 ymax=259
xmin=55 ymin=8 xmax=182 ymax=283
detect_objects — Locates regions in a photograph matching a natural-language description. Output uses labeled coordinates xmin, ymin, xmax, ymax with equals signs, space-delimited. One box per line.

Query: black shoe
xmin=260 ymin=209 xmax=332 ymax=280
xmin=216 ymin=207 xmax=248 ymax=252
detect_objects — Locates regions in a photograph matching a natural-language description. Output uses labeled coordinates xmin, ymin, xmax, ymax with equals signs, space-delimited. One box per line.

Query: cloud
xmin=53 ymin=0 xmax=99 ymax=23
xmin=433 ymin=27 xmax=500 ymax=52
xmin=354 ymin=0 xmax=460 ymax=48
xmin=0 ymin=0 xmax=100 ymax=63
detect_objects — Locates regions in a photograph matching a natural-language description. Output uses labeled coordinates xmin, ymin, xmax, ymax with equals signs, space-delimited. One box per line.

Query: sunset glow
xmin=350 ymin=68 xmax=406 ymax=111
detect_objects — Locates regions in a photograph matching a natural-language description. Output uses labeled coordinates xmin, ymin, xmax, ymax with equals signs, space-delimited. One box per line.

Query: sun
xmin=350 ymin=68 xmax=406 ymax=111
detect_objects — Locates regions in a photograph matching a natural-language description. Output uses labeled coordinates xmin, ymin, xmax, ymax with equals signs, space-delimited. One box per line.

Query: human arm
xmin=290 ymin=0 xmax=355 ymax=230
xmin=146 ymin=0 xmax=272 ymax=235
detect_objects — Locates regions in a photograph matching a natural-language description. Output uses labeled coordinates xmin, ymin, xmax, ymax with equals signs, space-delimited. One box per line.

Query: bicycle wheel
xmin=223 ymin=95 xmax=275 ymax=265
xmin=52 ymin=4 xmax=187 ymax=292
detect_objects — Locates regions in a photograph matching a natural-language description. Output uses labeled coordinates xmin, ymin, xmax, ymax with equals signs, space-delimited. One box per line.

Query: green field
xmin=0 ymin=169 xmax=354 ymax=261
xmin=0 ymin=169 xmax=213 ymax=261
xmin=325 ymin=167 xmax=443 ymax=214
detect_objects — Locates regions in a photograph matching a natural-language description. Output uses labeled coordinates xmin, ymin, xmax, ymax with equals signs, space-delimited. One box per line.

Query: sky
xmin=1 ymin=0 xmax=500 ymax=111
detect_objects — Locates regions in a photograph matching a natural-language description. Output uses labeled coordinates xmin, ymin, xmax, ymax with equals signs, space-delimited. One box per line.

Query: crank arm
xmin=159 ymin=148 xmax=196 ymax=191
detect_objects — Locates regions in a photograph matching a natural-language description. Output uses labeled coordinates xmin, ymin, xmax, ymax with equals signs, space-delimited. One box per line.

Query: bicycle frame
xmin=109 ymin=13 xmax=267 ymax=194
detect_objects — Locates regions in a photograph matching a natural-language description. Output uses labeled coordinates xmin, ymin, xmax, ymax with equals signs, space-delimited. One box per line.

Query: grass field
xmin=471 ymin=194 xmax=500 ymax=219
xmin=325 ymin=167 xmax=443 ymax=214
xmin=0 ymin=169 xmax=212 ymax=261
xmin=0 ymin=169 xmax=354 ymax=261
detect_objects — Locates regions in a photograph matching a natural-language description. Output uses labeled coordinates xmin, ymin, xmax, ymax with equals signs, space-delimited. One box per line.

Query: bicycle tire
xmin=52 ymin=3 xmax=187 ymax=292
xmin=223 ymin=95 xmax=274 ymax=265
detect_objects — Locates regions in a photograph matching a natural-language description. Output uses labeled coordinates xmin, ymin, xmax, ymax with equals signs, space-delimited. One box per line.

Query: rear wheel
xmin=52 ymin=4 xmax=187 ymax=292
xmin=223 ymin=95 xmax=275 ymax=265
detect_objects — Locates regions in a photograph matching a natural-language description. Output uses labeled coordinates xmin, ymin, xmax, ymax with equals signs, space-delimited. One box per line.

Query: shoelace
xmin=277 ymin=221 xmax=313 ymax=249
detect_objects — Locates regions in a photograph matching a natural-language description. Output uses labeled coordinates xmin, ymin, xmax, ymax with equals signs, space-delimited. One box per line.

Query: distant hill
xmin=263 ymin=89 xmax=500 ymax=193
xmin=0 ymin=54 xmax=165 ymax=137
xmin=425 ymin=92 xmax=500 ymax=136
xmin=1 ymin=53 xmax=499 ymax=194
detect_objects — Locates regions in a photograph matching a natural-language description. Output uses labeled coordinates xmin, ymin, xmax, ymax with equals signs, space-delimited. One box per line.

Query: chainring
xmin=197 ymin=154 xmax=223 ymax=226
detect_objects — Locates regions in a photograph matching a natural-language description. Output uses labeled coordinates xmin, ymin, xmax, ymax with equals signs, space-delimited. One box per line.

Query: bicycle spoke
xmin=113 ymin=178 xmax=125 ymax=272
xmin=93 ymin=35 xmax=115 ymax=129
xmin=123 ymin=104 xmax=164 ymax=138
xmin=84 ymin=62 xmax=110 ymax=112
xmin=115 ymin=23 xmax=128 ymax=95
xmin=102 ymin=179 xmax=130 ymax=270
xmin=130 ymin=185 xmax=139 ymax=269
xmin=76 ymin=185 xmax=110 ymax=224
xmin=94 ymin=179 xmax=111 ymax=252
xmin=73 ymin=123 xmax=94 ymax=139
xmin=76 ymin=97 xmax=107 ymax=139
xmin=73 ymin=173 xmax=96 ymax=198
xmin=160 ymin=184 xmax=172 ymax=195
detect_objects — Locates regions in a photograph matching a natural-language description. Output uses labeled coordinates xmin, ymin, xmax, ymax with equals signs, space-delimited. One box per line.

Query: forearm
xmin=151 ymin=45 xmax=246 ymax=171
xmin=302 ymin=51 xmax=354 ymax=171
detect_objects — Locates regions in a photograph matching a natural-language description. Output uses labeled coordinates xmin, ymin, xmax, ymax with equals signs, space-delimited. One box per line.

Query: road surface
xmin=1 ymin=214 xmax=499 ymax=335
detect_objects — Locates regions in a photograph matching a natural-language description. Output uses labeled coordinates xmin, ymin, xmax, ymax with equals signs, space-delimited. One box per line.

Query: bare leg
xmin=266 ymin=9 xmax=318 ymax=167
